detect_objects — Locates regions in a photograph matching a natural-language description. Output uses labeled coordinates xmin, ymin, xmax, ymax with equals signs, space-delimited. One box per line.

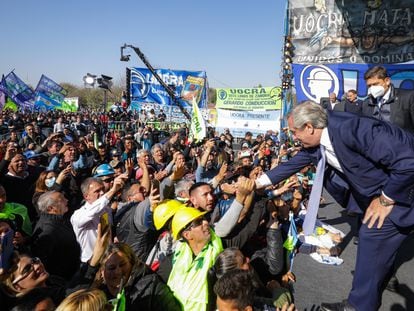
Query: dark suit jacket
xmin=325 ymin=100 xmax=345 ymax=112
xmin=344 ymin=99 xmax=363 ymax=115
xmin=362 ymin=85 xmax=414 ymax=132
xmin=265 ymin=112 xmax=414 ymax=227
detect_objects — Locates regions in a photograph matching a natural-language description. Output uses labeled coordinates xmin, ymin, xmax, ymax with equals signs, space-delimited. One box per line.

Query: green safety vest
xmin=167 ymin=229 xmax=223 ymax=311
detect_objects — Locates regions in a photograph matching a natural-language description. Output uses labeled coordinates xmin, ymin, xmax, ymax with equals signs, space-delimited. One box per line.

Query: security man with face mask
xmin=362 ymin=65 xmax=414 ymax=132
xmin=362 ymin=65 xmax=414 ymax=294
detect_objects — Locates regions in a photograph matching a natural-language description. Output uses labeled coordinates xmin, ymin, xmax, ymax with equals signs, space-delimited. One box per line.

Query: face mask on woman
xmin=45 ymin=177 xmax=56 ymax=188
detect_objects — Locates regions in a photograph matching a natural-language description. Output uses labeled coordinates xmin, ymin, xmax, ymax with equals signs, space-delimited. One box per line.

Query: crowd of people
xmin=0 ymin=65 xmax=412 ymax=311
xmin=0 ymin=104 xmax=305 ymax=310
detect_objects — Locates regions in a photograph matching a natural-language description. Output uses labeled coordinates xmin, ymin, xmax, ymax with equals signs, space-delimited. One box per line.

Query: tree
xmin=208 ymin=87 xmax=216 ymax=104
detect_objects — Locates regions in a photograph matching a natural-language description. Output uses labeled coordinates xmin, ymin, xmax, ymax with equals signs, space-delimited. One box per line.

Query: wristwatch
xmin=378 ymin=196 xmax=394 ymax=207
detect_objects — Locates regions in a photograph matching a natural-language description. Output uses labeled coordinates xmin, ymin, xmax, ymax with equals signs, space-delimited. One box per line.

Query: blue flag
xmin=35 ymin=74 xmax=67 ymax=103
xmin=283 ymin=211 xmax=298 ymax=271
xmin=2 ymin=71 xmax=35 ymax=109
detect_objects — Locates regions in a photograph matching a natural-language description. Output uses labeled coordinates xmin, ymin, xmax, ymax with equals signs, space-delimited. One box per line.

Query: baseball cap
xmin=242 ymin=143 xmax=249 ymax=148
xmin=23 ymin=150 xmax=42 ymax=160
xmin=111 ymin=149 xmax=121 ymax=157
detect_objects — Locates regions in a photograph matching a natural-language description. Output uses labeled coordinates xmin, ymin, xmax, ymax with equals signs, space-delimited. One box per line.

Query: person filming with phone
xmin=70 ymin=173 xmax=128 ymax=263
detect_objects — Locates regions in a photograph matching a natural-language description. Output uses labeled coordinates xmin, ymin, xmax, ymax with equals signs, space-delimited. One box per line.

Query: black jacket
xmin=115 ymin=200 xmax=158 ymax=261
xmin=65 ymin=260 xmax=179 ymax=311
xmin=101 ymin=262 xmax=181 ymax=311
xmin=0 ymin=159 xmax=38 ymax=221
xmin=362 ymin=85 xmax=414 ymax=132
xmin=31 ymin=213 xmax=81 ymax=281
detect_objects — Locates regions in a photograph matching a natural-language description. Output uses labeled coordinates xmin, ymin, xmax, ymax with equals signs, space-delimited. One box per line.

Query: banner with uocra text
xmin=215 ymin=87 xmax=281 ymax=110
xmin=129 ymin=68 xmax=208 ymax=111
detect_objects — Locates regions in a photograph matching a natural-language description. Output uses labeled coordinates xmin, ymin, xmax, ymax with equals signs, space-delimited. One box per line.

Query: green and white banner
xmin=215 ymin=108 xmax=281 ymax=138
xmin=190 ymin=97 xmax=206 ymax=141
xmin=216 ymin=87 xmax=281 ymax=110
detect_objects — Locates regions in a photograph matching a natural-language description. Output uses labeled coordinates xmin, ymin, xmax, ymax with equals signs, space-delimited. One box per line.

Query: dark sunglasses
xmin=12 ymin=257 xmax=41 ymax=285
xmin=101 ymin=177 xmax=114 ymax=183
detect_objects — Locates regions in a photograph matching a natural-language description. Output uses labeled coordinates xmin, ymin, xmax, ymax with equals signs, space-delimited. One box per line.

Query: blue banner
xmin=34 ymin=93 xmax=63 ymax=111
xmin=35 ymin=74 xmax=67 ymax=103
xmin=1 ymin=71 xmax=35 ymax=109
xmin=129 ymin=68 xmax=207 ymax=111
xmin=292 ymin=63 xmax=414 ymax=103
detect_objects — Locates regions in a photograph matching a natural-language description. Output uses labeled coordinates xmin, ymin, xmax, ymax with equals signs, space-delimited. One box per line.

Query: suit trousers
xmin=348 ymin=218 xmax=412 ymax=311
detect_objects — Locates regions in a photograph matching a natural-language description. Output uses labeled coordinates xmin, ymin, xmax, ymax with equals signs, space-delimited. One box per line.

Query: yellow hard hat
xmin=153 ymin=199 xmax=185 ymax=230
xmin=171 ymin=207 xmax=207 ymax=240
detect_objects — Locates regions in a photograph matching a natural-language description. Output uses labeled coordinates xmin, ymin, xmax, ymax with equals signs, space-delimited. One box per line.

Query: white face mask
xmin=368 ymin=85 xmax=385 ymax=98
xmin=45 ymin=177 xmax=56 ymax=188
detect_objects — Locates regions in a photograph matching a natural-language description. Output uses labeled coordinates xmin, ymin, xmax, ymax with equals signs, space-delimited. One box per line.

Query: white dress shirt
xmin=70 ymin=195 xmax=111 ymax=262
xmin=320 ymin=128 xmax=343 ymax=172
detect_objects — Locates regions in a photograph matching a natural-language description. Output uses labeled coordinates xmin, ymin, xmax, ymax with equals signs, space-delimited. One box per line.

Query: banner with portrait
xmin=288 ymin=0 xmax=414 ymax=64
xmin=129 ymin=68 xmax=207 ymax=111
xmin=292 ymin=62 xmax=414 ymax=103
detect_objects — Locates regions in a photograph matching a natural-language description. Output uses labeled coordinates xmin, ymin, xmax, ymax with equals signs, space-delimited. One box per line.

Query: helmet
xmin=93 ymin=164 xmax=115 ymax=177
xmin=153 ymin=199 xmax=185 ymax=230
xmin=171 ymin=207 xmax=207 ymax=240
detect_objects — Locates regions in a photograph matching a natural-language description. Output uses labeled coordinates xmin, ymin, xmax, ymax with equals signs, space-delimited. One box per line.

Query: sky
xmin=0 ymin=1 xmax=287 ymax=90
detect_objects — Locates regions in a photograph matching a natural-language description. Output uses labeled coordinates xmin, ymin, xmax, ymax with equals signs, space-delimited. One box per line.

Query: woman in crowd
xmin=32 ymin=167 xmax=71 ymax=215
xmin=93 ymin=242 xmax=181 ymax=310
xmin=0 ymin=253 xmax=67 ymax=309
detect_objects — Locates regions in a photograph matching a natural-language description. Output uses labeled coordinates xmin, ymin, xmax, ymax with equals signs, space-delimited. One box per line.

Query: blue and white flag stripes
xmin=35 ymin=74 xmax=67 ymax=103
xmin=2 ymin=71 xmax=35 ymax=109
xmin=283 ymin=211 xmax=298 ymax=271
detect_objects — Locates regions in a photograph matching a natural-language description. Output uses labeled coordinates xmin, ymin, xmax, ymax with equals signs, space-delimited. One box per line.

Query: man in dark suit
xmin=344 ymin=89 xmax=362 ymax=115
xmin=362 ymin=66 xmax=414 ymax=133
xmin=362 ymin=65 xmax=414 ymax=291
xmin=255 ymin=102 xmax=414 ymax=311
xmin=326 ymin=92 xmax=345 ymax=112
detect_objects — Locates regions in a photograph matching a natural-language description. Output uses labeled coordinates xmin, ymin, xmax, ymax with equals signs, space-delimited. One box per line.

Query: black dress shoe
xmin=353 ymin=236 xmax=359 ymax=245
xmin=385 ymin=275 xmax=400 ymax=293
xmin=320 ymin=300 xmax=356 ymax=311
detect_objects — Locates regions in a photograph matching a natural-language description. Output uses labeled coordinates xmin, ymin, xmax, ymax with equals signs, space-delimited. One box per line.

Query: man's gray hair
xmin=151 ymin=143 xmax=163 ymax=155
xmin=174 ymin=179 xmax=194 ymax=198
xmin=81 ymin=177 xmax=103 ymax=195
xmin=136 ymin=149 xmax=150 ymax=158
xmin=37 ymin=191 xmax=59 ymax=213
xmin=289 ymin=101 xmax=328 ymax=129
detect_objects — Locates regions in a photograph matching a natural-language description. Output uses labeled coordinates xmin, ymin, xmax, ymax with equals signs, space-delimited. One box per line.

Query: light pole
xmin=82 ymin=73 xmax=113 ymax=111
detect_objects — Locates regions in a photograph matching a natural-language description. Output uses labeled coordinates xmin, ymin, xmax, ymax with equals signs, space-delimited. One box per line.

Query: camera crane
xmin=120 ymin=44 xmax=191 ymax=121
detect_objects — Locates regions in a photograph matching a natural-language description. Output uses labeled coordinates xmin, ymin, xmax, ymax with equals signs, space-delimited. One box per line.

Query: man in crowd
xmin=32 ymin=191 xmax=80 ymax=281
xmin=362 ymin=65 xmax=414 ymax=132
xmin=70 ymin=173 xmax=127 ymax=262
xmin=343 ymin=89 xmax=362 ymax=115
xmin=19 ymin=124 xmax=44 ymax=152
xmin=167 ymin=207 xmax=223 ymax=311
